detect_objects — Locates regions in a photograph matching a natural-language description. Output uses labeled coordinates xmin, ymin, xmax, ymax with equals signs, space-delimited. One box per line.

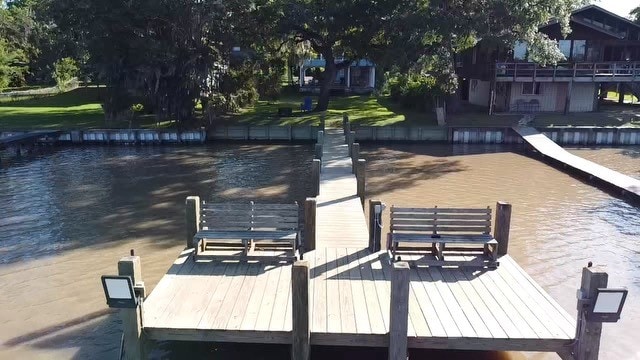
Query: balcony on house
xmin=495 ymin=61 xmax=640 ymax=82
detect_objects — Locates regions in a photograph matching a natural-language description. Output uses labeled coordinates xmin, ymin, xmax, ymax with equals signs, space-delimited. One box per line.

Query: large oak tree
xmin=251 ymin=0 xmax=409 ymax=111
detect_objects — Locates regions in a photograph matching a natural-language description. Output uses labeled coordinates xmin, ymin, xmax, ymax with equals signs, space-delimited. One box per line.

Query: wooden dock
xmin=514 ymin=126 xmax=640 ymax=200
xmin=316 ymin=129 xmax=368 ymax=248
xmin=0 ymin=130 xmax=60 ymax=147
xmin=112 ymin=122 xmax=616 ymax=360
xmin=142 ymin=248 xmax=575 ymax=353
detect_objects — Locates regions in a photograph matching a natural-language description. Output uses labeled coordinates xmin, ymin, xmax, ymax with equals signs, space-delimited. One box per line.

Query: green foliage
xmin=631 ymin=6 xmax=640 ymax=25
xmin=53 ymin=57 xmax=78 ymax=89
xmin=48 ymin=0 xmax=252 ymax=123
xmin=0 ymin=39 xmax=28 ymax=88
xmin=387 ymin=73 xmax=439 ymax=111
xmin=250 ymin=0 xmax=411 ymax=111
xmin=256 ymin=58 xmax=285 ymax=101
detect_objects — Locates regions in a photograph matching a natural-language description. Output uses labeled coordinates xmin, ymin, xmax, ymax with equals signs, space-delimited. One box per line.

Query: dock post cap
xmin=392 ymin=261 xmax=410 ymax=270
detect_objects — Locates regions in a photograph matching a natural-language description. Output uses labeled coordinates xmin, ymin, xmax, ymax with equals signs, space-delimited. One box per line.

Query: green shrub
xmin=53 ymin=58 xmax=79 ymax=90
xmin=386 ymin=73 xmax=440 ymax=111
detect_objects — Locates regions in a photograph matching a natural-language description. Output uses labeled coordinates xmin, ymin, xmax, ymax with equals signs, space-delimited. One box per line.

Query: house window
xmin=559 ymin=40 xmax=572 ymax=60
xmin=572 ymin=40 xmax=586 ymax=62
xmin=522 ymin=82 xmax=541 ymax=95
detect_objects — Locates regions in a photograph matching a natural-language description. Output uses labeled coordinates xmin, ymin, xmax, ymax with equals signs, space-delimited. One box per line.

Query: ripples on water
xmin=0 ymin=144 xmax=638 ymax=360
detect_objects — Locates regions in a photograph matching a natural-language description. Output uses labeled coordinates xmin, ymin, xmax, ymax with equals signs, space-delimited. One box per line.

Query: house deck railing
xmin=496 ymin=61 xmax=640 ymax=80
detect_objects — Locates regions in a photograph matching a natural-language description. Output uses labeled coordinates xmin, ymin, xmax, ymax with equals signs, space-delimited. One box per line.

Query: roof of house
xmin=539 ymin=4 xmax=640 ymax=38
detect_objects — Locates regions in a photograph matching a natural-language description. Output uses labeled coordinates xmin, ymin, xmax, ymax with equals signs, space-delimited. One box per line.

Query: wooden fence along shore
xmin=106 ymin=115 xmax=620 ymax=360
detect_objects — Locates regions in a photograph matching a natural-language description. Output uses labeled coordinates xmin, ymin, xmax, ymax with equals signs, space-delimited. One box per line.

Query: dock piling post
xmin=368 ymin=200 xmax=382 ymax=252
xmin=291 ymin=260 xmax=310 ymax=360
xmin=314 ymin=143 xmax=323 ymax=159
xmin=351 ymin=143 xmax=360 ymax=173
xmin=303 ymin=198 xmax=317 ymax=252
xmin=118 ymin=256 xmax=147 ymax=360
xmin=356 ymin=159 xmax=366 ymax=206
xmin=389 ymin=261 xmax=410 ymax=360
xmin=574 ymin=266 xmax=608 ymax=360
xmin=343 ymin=114 xmax=349 ymax=135
xmin=494 ymin=201 xmax=512 ymax=255
xmin=311 ymin=159 xmax=321 ymax=196
xmin=348 ymin=131 xmax=355 ymax=153
xmin=185 ymin=196 xmax=200 ymax=248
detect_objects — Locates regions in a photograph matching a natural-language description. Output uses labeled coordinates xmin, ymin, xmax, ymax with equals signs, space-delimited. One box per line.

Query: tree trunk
xmin=315 ymin=52 xmax=335 ymax=112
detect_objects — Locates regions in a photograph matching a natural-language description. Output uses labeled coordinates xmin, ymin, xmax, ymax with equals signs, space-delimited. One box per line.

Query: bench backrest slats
xmin=390 ymin=206 xmax=492 ymax=235
xmin=200 ymin=201 xmax=299 ymax=231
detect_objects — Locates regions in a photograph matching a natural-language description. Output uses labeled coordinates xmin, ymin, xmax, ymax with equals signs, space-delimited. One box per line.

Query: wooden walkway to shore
xmin=142 ymin=248 xmax=575 ymax=352
xmin=316 ymin=129 xmax=368 ymax=248
xmin=514 ymin=126 xmax=640 ymax=199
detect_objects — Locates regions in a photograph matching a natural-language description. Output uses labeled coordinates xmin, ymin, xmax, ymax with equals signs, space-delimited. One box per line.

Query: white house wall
xmin=569 ymin=83 xmax=596 ymax=112
xmin=510 ymin=82 xmax=559 ymax=112
xmin=468 ymin=79 xmax=490 ymax=106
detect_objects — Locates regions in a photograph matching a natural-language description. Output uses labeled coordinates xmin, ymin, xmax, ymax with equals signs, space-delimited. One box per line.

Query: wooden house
xmin=457 ymin=5 xmax=640 ymax=114
xmin=298 ymin=56 xmax=376 ymax=94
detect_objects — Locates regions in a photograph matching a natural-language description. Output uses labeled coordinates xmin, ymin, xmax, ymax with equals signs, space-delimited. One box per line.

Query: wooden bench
xmin=387 ymin=206 xmax=499 ymax=268
xmin=193 ymin=201 xmax=300 ymax=261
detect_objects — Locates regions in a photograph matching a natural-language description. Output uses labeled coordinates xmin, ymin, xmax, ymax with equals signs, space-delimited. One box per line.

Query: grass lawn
xmin=226 ymin=94 xmax=437 ymax=127
xmin=2 ymin=87 xmax=639 ymax=130
xmin=230 ymin=93 xmax=640 ymax=128
xmin=605 ymin=91 xmax=638 ymax=103
xmin=0 ymin=87 xmax=169 ymax=130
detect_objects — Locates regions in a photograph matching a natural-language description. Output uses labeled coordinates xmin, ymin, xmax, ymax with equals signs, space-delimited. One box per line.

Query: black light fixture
xmin=586 ymin=287 xmax=628 ymax=323
xmin=101 ymin=275 xmax=138 ymax=309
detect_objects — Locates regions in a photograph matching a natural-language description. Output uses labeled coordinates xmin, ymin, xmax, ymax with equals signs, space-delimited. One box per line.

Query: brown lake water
xmin=0 ymin=144 xmax=638 ymax=360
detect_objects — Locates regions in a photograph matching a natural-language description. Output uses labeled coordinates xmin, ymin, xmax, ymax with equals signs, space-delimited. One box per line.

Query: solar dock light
xmin=581 ymin=287 xmax=629 ymax=323
xmin=101 ymin=275 xmax=138 ymax=309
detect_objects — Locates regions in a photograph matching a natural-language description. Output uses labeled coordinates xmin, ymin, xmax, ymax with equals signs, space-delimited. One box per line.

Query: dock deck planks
xmin=143 ymin=248 xmax=575 ymax=352
xmin=316 ymin=129 xmax=369 ymax=248
xmin=514 ymin=126 xmax=640 ymax=199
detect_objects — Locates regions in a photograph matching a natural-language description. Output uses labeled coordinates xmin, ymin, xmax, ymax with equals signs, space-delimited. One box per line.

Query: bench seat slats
xmin=194 ymin=201 xmax=300 ymax=262
xmin=391 ymin=207 xmax=490 ymax=214
xmin=388 ymin=205 xmax=498 ymax=268
xmin=203 ymin=219 xmax=299 ymax=226
xmin=391 ymin=213 xmax=492 ymax=220
xmin=202 ymin=204 xmax=297 ymax=211
xmin=195 ymin=230 xmax=297 ymax=241
xmin=391 ymin=233 xmax=496 ymax=244
xmin=391 ymin=225 xmax=491 ymax=233
xmin=391 ymin=219 xmax=490 ymax=226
